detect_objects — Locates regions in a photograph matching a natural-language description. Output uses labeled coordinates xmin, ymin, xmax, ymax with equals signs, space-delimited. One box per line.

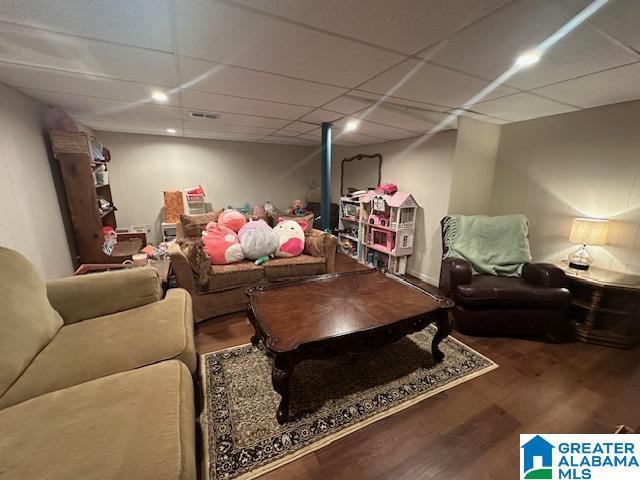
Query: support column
xmin=321 ymin=122 xmax=332 ymax=232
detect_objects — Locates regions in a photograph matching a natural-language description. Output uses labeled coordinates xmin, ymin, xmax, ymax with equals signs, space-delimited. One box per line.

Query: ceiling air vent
xmin=189 ymin=111 xmax=219 ymax=120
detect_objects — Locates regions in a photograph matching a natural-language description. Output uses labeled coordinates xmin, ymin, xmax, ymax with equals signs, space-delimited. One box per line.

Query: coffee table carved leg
xmin=431 ymin=311 xmax=453 ymax=362
xmin=271 ymin=355 xmax=293 ymax=424
xmin=250 ymin=331 xmax=260 ymax=346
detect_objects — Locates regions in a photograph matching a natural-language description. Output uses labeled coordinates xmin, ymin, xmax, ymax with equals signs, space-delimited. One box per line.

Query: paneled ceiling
xmin=0 ymin=0 xmax=638 ymax=146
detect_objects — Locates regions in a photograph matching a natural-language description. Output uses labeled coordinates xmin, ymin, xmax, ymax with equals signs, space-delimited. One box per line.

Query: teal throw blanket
xmin=443 ymin=214 xmax=532 ymax=276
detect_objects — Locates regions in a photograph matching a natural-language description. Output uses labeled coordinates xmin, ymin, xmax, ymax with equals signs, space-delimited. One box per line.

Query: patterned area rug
xmin=201 ymin=326 xmax=497 ymax=480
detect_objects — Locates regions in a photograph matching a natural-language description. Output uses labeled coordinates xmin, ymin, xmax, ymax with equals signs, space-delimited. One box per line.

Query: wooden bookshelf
xmin=49 ymin=131 xmax=141 ymax=267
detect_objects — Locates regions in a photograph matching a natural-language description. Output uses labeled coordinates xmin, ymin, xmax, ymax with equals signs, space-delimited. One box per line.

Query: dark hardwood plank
xmin=195 ymin=254 xmax=640 ymax=480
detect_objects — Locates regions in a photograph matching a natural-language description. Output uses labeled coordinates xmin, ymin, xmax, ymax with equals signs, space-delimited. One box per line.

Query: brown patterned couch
xmin=169 ymin=213 xmax=337 ymax=322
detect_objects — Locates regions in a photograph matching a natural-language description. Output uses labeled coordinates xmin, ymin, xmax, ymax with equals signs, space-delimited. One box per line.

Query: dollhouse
xmin=339 ymin=189 xmax=417 ymax=274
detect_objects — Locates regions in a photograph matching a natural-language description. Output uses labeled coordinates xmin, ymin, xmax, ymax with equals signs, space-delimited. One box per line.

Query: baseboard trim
xmin=406 ymin=268 xmax=439 ymax=287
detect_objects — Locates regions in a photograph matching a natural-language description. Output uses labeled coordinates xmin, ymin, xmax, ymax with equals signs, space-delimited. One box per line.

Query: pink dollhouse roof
xmin=360 ymin=190 xmax=414 ymax=207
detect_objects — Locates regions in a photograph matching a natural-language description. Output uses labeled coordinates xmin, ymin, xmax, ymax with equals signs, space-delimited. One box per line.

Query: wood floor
xmin=195 ymin=254 xmax=640 ymax=480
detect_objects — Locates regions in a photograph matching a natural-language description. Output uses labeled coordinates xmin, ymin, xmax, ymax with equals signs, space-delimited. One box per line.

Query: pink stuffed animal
xmin=273 ymin=219 xmax=305 ymax=258
xmin=218 ymin=209 xmax=247 ymax=233
xmin=202 ymin=222 xmax=244 ymax=265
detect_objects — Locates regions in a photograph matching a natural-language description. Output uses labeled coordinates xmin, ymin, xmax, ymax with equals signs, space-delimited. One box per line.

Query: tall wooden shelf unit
xmin=50 ymin=131 xmax=141 ymax=266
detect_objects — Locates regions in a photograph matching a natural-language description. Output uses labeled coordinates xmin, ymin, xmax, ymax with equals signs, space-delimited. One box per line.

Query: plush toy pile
xmin=201 ymin=215 xmax=307 ymax=265
xmin=273 ymin=219 xmax=305 ymax=257
xmin=238 ymin=220 xmax=279 ymax=262
xmin=217 ymin=209 xmax=246 ymax=233
xmin=202 ymin=222 xmax=244 ymax=265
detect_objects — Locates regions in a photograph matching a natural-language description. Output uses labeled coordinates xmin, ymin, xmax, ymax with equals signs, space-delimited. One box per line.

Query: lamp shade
xmin=569 ymin=218 xmax=609 ymax=245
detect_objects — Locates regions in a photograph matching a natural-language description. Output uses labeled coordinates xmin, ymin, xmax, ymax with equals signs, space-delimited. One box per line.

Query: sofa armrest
xmin=304 ymin=229 xmax=338 ymax=273
xmin=47 ymin=267 xmax=162 ymax=325
xmin=168 ymin=243 xmax=197 ymax=293
xmin=522 ymin=263 xmax=567 ymax=288
xmin=439 ymin=257 xmax=472 ymax=297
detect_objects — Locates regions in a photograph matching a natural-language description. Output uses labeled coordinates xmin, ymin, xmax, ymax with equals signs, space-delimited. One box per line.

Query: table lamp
xmin=568 ymin=218 xmax=609 ymax=270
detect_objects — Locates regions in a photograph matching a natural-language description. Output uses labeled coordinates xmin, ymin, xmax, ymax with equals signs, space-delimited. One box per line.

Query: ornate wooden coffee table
xmin=247 ymin=270 xmax=454 ymax=424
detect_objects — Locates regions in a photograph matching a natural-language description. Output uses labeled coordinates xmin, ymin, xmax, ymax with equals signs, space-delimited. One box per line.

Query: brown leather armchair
xmin=439 ymin=217 xmax=571 ymax=339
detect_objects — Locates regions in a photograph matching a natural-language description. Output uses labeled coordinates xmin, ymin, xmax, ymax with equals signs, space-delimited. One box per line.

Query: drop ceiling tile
xmin=184 ymin=129 xmax=265 ymax=142
xmin=80 ymin=121 xmax=182 ymax=137
xmin=74 ymin=115 xmax=181 ymax=129
xmin=419 ymin=0 xmax=580 ymax=81
xmin=333 ymin=118 xmax=414 ymax=140
xmin=298 ymin=109 xmax=343 ymax=123
xmin=360 ymin=59 xmax=517 ymax=109
xmin=470 ymin=92 xmax=578 ymax=122
xmin=356 ymin=106 xmax=438 ymax=132
xmin=180 ymin=57 xmax=345 ymax=106
xmin=350 ymin=90 xmax=449 ymax=112
xmin=302 ymin=128 xmax=381 ymax=145
xmin=0 ymin=62 xmax=179 ymax=105
xmin=323 ymin=96 xmax=369 ymax=114
xmin=175 ymin=0 xmax=402 ymax=87
xmin=230 ymin=0 xmax=509 ymax=54
xmin=182 ymin=120 xmax=276 ymax=135
xmin=20 ymin=88 xmax=183 ymax=119
xmin=532 ymin=62 xmax=640 ymax=108
xmin=506 ymin=26 xmax=639 ymax=90
xmin=0 ymin=23 xmax=178 ymax=85
xmin=181 ymin=90 xmax=312 ymax=120
xmin=259 ymin=136 xmax=317 ymax=145
xmin=276 ymin=121 xmax=317 ymax=134
xmin=181 ymin=110 xmax=289 ymax=129
xmin=0 ymin=0 xmax=174 ymax=51
xmin=571 ymin=0 xmax=640 ymax=52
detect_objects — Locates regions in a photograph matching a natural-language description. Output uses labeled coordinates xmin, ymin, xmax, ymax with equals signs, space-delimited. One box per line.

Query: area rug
xmin=200 ymin=326 xmax=497 ymax=480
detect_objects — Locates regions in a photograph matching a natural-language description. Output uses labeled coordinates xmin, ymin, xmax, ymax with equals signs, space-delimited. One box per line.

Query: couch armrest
xmin=439 ymin=257 xmax=472 ymax=297
xmin=522 ymin=263 xmax=567 ymax=288
xmin=304 ymin=229 xmax=338 ymax=273
xmin=47 ymin=267 xmax=162 ymax=325
xmin=168 ymin=243 xmax=197 ymax=293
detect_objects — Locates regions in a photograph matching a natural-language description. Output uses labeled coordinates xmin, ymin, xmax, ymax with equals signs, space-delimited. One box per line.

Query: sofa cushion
xmin=206 ymin=261 xmax=265 ymax=291
xmin=0 ymin=248 xmax=63 ymax=399
xmin=454 ymin=275 xmax=571 ymax=309
xmin=180 ymin=211 xmax=222 ymax=238
xmin=0 ymin=360 xmax=196 ymax=480
xmin=263 ymin=254 xmax=326 ymax=280
xmin=0 ymin=289 xmax=195 ymax=408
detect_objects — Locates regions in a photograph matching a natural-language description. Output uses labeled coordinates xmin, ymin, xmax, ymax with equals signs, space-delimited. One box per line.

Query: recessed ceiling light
xmin=515 ymin=50 xmax=541 ymax=68
xmin=152 ymin=91 xmax=169 ymax=102
xmin=344 ymin=119 xmax=360 ymax=132
xmin=166 ymin=128 xmax=176 ymax=134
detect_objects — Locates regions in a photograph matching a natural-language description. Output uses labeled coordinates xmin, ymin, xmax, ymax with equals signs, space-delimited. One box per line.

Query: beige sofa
xmin=169 ymin=213 xmax=338 ymax=322
xmin=0 ymin=247 xmax=197 ymax=480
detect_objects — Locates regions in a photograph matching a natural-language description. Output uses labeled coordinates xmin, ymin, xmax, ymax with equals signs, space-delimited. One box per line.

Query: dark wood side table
xmin=556 ymin=260 xmax=640 ymax=348
xmin=246 ymin=269 xmax=454 ymax=423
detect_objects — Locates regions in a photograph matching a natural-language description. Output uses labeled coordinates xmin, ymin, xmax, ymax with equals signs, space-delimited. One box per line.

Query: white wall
xmin=98 ymin=132 xmax=320 ymax=243
xmin=489 ymin=100 xmax=640 ymax=275
xmin=0 ymin=82 xmax=73 ymax=278
xmin=334 ymin=131 xmax=458 ymax=284
xmin=448 ymin=116 xmax=501 ymax=215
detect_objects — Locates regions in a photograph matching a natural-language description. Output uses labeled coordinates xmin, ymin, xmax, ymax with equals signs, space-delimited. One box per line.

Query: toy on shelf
xmin=185 ymin=185 xmax=206 ymax=214
xmin=374 ymin=183 xmax=398 ymax=195
xmin=368 ymin=212 xmax=390 ymax=227
xmin=290 ymin=199 xmax=308 ymax=216
xmin=369 ymin=227 xmax=395 ymax=253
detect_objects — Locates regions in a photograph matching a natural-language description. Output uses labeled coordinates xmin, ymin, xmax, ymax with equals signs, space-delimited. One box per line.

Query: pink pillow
xmin=273 ymin=220 xmax=305 ymax=258
xmin=202 ymin=222 xmax=244 ymax=265
xmin=218 ymin=209 xmax=247 ymax=233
